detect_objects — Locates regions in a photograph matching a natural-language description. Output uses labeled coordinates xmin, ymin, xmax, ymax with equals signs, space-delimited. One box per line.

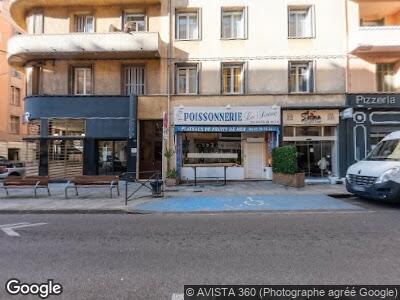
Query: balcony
xmin=351 ymin=26 xmax=400 ymax=56
xmin=10 ymin=0 xmax=163 ymax=29
xmin=8 ymin=32 xmax=160 ymax=67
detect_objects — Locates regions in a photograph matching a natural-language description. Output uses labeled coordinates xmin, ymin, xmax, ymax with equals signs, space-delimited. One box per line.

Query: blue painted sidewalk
xmin=134 ymin=194 xmax=361 ymax=213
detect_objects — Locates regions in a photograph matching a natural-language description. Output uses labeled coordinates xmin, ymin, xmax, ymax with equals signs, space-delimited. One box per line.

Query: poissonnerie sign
xmin=174 ymin=106 xmax=281 ymax=126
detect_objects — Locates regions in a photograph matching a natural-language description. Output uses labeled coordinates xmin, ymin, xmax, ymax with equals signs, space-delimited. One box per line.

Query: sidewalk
xmin=0 ymin=181 xmax=351 ymax=213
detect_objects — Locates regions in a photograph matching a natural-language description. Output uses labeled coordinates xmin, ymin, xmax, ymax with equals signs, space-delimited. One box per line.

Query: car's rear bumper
xmin=346 ymin=180 xmax=400 ymax=202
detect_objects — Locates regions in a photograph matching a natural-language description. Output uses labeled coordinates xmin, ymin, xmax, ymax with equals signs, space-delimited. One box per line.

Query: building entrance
xmin=293 ymin=140 xmax=334 ymax=177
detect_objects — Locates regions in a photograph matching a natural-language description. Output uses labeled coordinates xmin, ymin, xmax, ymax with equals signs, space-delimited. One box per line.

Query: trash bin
xmin=150 ymin=180 xmax=163 ymax=197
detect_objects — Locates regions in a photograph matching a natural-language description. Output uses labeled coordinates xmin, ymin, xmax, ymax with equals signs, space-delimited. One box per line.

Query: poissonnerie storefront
xmin=174 ymin=106 xmax=281 ymax=181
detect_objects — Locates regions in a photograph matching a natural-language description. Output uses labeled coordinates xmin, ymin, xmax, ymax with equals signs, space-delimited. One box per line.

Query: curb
xmin=0 ymin=209 xmax=133 ymax=214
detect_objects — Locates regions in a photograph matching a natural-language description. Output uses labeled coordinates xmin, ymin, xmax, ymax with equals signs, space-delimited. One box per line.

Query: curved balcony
xmin=351 ymin=26 xmax=400 ymax=56
xmin=8 ymin=32 xmax=160 ymax=67
xmin=10 ymin=0 xmax=163 ymax=29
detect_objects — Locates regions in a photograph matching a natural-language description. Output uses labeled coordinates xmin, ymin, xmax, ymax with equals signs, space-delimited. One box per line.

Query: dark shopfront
xmin=341 ymin=93 xmax=400 ymax=174
xmin=23 ymin=95 xmax=138 ymax=179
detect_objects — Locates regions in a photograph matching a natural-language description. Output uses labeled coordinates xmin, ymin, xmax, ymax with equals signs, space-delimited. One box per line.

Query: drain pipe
xmin=164 ymin=0 xmax=173 ymax=182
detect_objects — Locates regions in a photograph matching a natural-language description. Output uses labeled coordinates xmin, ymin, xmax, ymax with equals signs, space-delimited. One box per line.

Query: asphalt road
xmin=0 ymin=198 xmax=399 ymax=300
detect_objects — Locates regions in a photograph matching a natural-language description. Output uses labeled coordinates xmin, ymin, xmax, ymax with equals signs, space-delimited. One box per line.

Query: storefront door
xmin=97 ymin=141 xmax=128 ymax=175
xmin=139 ymin=120 xmax=163 ymax=179
xmin=245 ymin=142 xmax=264 ymax=179
xmin=294 ymin=140 xmax=333 ymax=178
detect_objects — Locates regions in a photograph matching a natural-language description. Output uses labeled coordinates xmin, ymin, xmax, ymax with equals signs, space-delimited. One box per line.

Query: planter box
xmin=273 ymin=172 xmax=305 ymax=188
xmin=165 ymin=178 xmax=178 ymax=187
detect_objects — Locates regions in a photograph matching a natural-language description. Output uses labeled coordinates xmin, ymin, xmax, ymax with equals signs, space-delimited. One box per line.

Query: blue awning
xmin=174 ymin=125 xmax=280 ymax=133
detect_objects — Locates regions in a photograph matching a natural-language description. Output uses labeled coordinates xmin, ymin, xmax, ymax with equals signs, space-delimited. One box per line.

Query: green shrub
xmin=272 ymin=146 xmax=299 ymax=174
xmin=166 ymin=168 xmax=177 ymax=179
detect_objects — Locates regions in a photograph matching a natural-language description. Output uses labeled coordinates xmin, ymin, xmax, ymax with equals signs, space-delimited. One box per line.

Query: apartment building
xmin=7 ymin=0 xmax=348 ymax=180
xmin=342 ymin=0 xmax=400 ymax=172
xmin=0 ymin=1 xmax=26 ymax=162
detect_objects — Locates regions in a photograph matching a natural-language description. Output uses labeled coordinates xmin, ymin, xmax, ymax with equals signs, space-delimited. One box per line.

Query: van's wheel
xmin=8 ymin=173 xmax=20 ymax=177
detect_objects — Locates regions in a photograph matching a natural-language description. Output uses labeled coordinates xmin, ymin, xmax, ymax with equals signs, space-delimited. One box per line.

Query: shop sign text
xmin=174 ymin=106 xmax=281 ymax=126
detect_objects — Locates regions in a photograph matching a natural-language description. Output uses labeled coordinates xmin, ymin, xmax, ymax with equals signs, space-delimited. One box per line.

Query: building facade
xmin=7 ymin=0 xmax=355 ymax=180
xmin=0 ymin=1 xmax=26 ymax=162
xmin=341 ymin=0 xmax=400 ymax=175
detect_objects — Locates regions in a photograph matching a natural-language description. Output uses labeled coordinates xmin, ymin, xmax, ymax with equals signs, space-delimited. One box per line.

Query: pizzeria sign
xmin=174 ymin=106 xmax=281 ymax=126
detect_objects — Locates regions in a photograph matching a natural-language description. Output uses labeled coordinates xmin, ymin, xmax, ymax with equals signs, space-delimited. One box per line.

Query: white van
xmin=346 ymin=131 xmax=400 ymax=202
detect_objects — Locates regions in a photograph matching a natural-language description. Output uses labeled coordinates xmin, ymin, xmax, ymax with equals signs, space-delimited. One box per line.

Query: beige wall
xmin=22 ymin=0 xmax=347 ymax=97
xmin=171 ymin=0 xmax=347 ymax=94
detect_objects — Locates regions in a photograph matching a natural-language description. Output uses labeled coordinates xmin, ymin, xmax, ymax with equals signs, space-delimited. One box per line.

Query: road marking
xmin=0 ymin=222 xmax=29 ymax=228
xmin=171 ymin=294 xmax=184 ymax=300
xmin=1 ymin=222 xmax=47 ymax=237
xmin=244 ymin=196 xmax=265 ymax=206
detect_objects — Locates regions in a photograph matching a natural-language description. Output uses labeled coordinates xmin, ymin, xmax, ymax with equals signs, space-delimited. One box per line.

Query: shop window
xmin=377 ymin=64 xmax=394 ymax=92
xmin=221 ymin=7 xmax=246 ymax=39
xmin=295 ymin=126 xmax=321 ymax=137
xmin=283 ymin=126 xmax=295 ymax=137
xmin=288 ymin=6 xmax=314 ymax=38
xmin=75 ymin=15 xmax=94 ymax=33
xmin=49 ymin=119 xmax=85 ymax=137
xmin=176 ymin=10 xmax=199 ymax=40
xmin=289 ymin=61 xmax=314 ymax=93
xmin=222 ymin=63 xmax=244 ymax=94
xmin=182 ymin=133 xmax=242 ymax=166
xmin=323 ymin=126 xmax=336 ymax=137
xmin=176 ymin=64 xmax=199 ymax=94
xmin=124 ymin=13 xmax=146 ymax=32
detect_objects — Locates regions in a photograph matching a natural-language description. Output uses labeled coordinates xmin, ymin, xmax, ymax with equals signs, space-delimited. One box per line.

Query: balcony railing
xmin=8 ymin=32 xmax=160 ymax=67
xmin=351 ymin=26 xmax=400 ymax=54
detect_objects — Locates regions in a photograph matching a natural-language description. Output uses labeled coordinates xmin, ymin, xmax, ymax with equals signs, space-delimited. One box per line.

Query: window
xmin=75 ymin=15 xmax=94 ymax=33
xmin=221 ymin=8 xmax=246 ymax=39
xmin=124 ymin=13 xmax=146 ymax=32
xmin=28 ymin=11 xmax=43 ymax=34
xmin=222 ymin=63 xmax=244 ymax=94
xmin=289 ymin=61 xmax=314 ymax=93
xmin=176 ymin=64 xmax=198 ymax=94
xmin=288 ymin=7 xmax=314 ymax=38
xmin=377 ymin=64 xmax=395 ymax=92
xmin=10 ymin=116 xmax=20 ymax=134
xmin=176 ymin=11 xmax=199 ymax=40
xmin=124 ymin=65 xmax=145 ymax=95
xmin=10 ymin=86 xmax=21 ymax=106
xmin=73 ymin=67 xmax=92 ymax=95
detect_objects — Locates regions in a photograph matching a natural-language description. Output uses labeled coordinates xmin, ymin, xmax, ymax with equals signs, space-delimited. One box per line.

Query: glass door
xmin=294 ymin=141 xmax=333 ymax=178
xmin=97 ymin=141 xmax=128 ymax=175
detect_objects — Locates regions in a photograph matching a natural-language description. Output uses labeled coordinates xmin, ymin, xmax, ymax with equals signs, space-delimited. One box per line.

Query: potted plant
xmin=272 ymin=146 xmax=305 ymax=188
xmin=165 ymin=168 xmax=178 ymax=187
xmin=164 ymin=147 xmax=178 ymax=186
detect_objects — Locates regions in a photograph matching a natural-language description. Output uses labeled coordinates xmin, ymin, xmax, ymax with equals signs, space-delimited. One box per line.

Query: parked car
xmin=0 ymin=162 xmax=26 ymax=179
xmin=346 ymin=131 xmax=400 ymax=202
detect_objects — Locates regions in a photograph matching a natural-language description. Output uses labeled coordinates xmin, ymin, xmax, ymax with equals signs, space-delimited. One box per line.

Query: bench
xmin=65 ymin=175 xmax=120 ymax=199
xmin=1 ymin=176 xmax=51 ymax=198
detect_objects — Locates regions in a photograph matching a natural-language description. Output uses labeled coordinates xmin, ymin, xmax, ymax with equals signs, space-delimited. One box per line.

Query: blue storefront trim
xmin=174 ymin=125 xmax=281 ymax=133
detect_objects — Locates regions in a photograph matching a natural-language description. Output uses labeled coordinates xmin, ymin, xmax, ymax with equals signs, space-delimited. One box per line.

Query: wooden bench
xmin=65 ymin=175 xmax=120 ymax=199
xmin=1 ymin=176 xmax=51 ymax=198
